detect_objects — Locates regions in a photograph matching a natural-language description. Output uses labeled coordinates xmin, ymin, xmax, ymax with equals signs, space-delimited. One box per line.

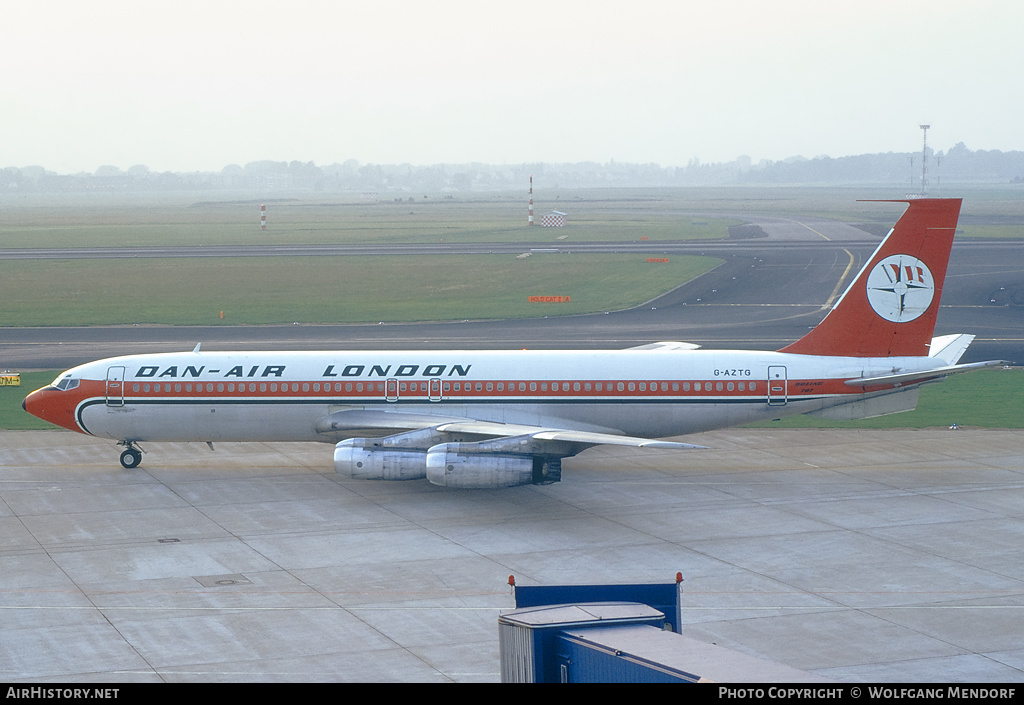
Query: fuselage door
xmin=385 ymin=378 xmax=399 ymax=403
xmin=428 ymin=377 xmax=442 ymax=402
xmin=767 ymin=366 xmax=787 ymax=406
xmin=106 ymin=366 xmax=126 ymax=407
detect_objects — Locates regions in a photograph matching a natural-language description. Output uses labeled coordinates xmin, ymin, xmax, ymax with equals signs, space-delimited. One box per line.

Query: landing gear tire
xmin=120 ymin=448 xmax=142 ymax=469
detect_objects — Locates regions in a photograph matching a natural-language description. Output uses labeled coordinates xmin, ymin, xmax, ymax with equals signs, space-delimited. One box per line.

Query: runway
xmin=2 ymin=209 xmax=1023 ymax=682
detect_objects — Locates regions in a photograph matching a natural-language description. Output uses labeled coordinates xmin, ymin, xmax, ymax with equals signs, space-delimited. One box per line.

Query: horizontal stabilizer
xmin=928 ymin=334 xmax=975 ymax=365
xmin=845 ymin=360 xmax=1007 ymax=388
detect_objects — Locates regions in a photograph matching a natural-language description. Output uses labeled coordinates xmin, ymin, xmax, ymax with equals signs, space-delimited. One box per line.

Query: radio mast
xmin=919 ymin=124 xmax=930 ymax=196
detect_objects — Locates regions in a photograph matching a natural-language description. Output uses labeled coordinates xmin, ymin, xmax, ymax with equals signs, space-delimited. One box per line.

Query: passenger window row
xmin=130 ymin=380 xmax=758 ymax=394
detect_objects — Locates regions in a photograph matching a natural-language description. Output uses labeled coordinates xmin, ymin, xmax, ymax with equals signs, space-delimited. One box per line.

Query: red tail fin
xmin=779 ymin=198 xmax=962 ymax=358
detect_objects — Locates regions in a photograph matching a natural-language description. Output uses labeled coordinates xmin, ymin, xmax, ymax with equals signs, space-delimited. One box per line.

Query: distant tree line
xmin=2 ymin=144 xmax=1022 ymax=194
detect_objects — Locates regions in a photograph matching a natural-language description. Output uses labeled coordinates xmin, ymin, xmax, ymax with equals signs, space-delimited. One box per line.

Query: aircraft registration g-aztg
xmin=24 ymin=199 xmax=1003 ymax=488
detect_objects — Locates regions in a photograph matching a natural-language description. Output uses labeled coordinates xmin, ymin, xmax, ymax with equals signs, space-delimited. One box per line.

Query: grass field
xmin=5 ymin=368 xmax=1020 ymax=431
xmin=0 ymin=193 xmax=738 ymax=248
xmin=0 ymin=192 xmax=736 ymax=326
xmin=0 ymin=253 xmax=721 ymax=326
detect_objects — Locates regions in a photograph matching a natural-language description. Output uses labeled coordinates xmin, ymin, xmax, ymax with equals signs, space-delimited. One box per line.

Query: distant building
xmin=541 ymin=210 xmax=566 ymax=227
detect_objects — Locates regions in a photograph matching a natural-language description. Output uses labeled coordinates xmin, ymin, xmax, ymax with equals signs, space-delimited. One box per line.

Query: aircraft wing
xmin=434 ymin=420 xmax=704 ymax=449
xmin=315 ymin=408 xmax=703 ymax=449
xmin=626 ymin=341 xmax=702 ymax=351
xmin=315 ymin=408 xmax=472 ymax=433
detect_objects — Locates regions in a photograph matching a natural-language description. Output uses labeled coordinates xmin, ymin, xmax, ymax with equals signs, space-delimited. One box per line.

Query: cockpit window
xmin=54 ymin=376 xmax=80 ymax=391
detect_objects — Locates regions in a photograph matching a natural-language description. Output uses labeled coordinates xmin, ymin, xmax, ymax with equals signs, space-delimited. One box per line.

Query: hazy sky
xmin=4 ymin=0 xmax=1022 ymax=173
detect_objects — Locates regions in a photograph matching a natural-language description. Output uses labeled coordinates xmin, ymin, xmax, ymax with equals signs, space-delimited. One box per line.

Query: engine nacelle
xmin=333 ymin=439 xmax=427 ymax=481
xmin=425 ymin=443 xmax=562 ymax=489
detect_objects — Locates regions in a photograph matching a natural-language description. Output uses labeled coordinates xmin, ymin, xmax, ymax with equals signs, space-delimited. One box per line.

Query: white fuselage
xmin=60 ymin=348 xmax=941 ymax=443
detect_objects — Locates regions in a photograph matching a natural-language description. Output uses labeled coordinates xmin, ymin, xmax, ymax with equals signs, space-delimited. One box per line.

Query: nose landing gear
xmin=117 ymin=441 xmax=144 ymax=469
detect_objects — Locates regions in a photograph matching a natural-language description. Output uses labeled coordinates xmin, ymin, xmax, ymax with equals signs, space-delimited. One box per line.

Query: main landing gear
xmin=117 ymin=441 xmax=144 ymax=469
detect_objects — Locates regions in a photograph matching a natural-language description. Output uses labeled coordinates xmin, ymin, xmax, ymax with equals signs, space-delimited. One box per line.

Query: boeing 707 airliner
xmin=23 ymin=199 xmax=1003 ymax=488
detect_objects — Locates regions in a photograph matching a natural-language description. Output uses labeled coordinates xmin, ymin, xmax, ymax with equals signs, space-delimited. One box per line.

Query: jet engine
xmin=333 ymin=438 xmax=427 ymax=481
xmin=425 ymin=443 xmax=562 ymax=489
xmin=334 ymin=431 xmax=577 ymax=488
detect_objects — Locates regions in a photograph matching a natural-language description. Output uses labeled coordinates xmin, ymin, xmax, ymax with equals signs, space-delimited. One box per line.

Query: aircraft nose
xmin=23 ymin=385 xmax=84 ymax=433
xmin=23 ymin=387 xmax=53 ymax=423
xmin=23 ymin=388 xmax=42 ymax=417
